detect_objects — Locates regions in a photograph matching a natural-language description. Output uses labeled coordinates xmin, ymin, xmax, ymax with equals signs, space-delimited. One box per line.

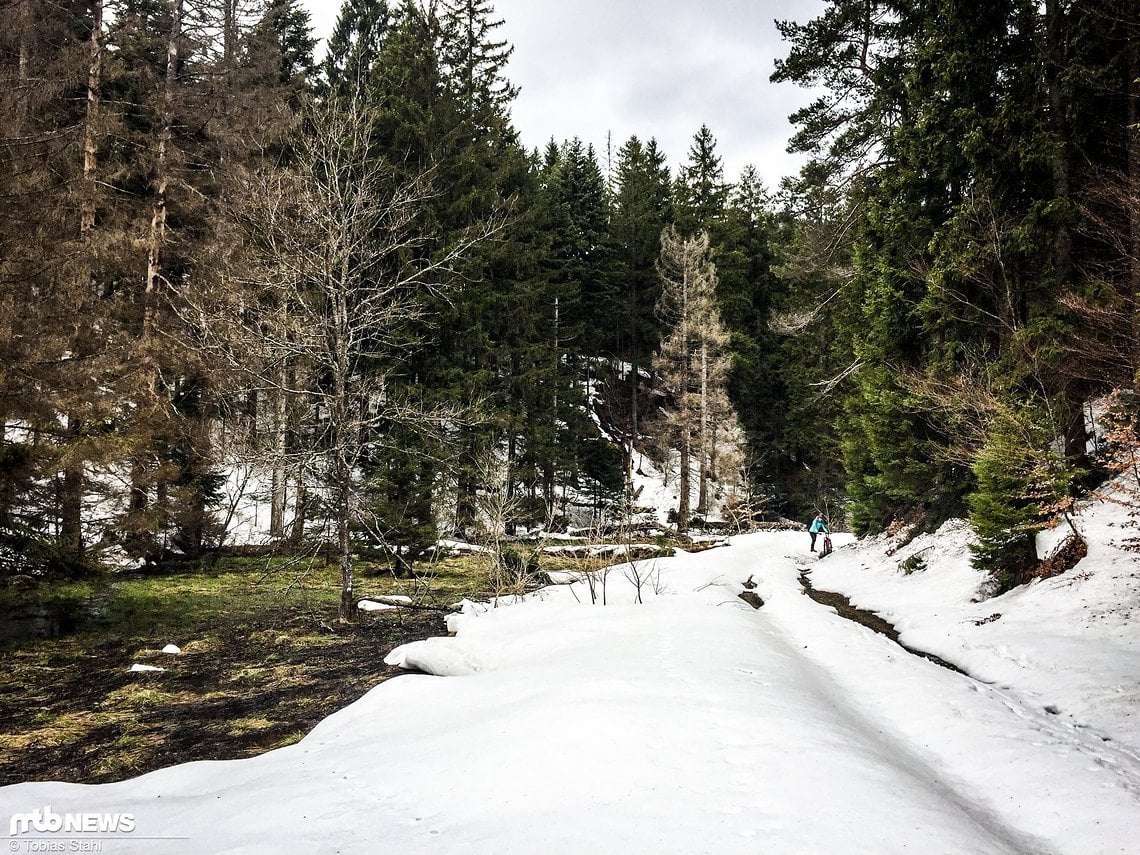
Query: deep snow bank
xmin=2 ymin=535 xmax=1138 ymax=854
xmin=808 ymin=499 xmax=1140 ymax=757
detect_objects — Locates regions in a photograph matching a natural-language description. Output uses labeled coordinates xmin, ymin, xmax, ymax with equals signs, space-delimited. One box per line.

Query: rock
xmin=738 ymin=591 xmax=764 ymax=609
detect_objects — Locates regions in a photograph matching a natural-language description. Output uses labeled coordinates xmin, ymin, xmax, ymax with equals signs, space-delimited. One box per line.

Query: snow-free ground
xmin=3 ymin=504 xmax=1139 ymax=853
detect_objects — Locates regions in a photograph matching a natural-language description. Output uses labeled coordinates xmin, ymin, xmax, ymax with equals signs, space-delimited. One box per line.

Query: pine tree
xmin=673 ymin=124 xmax=730 ymax=236
xmin=0 ymin=0 xmax=106 ymax=571
xmin=967 ymin=409 xmax=1050 ymax=590
xmin=609 ymin=135 xmax=672 ymax=362
xmin=247 ymin=0 xmax=318 ymax=94
xmin=653 ymin=227 xmax=739 ymax=533
xmin=322 ymin=0 xmax=391 ymax=94
xmin=608 ymin=135 xmax=673 ymax=480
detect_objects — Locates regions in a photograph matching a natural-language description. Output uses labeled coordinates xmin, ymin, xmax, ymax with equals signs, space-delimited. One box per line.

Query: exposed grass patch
xmin=92 ymin=731 xmax=166 ymax=779
xmin=269 ymin=730 xmax=307 ymax=750
xmin=0 ymin=710 xmax=112 ymax=751
xmin=1 ymin=539 xmax=674 ymax=785
xmin=103 ymin=685 xmax=180 ymax=709
xmin=0 ymin=553 xmax=487 ymax=786
xmin=355 ymin=553 xmax=500 ymax=604
xmin=228 ymin=715 xmax=275 ymax=735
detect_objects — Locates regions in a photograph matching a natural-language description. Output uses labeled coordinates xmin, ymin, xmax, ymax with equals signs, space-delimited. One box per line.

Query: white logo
xmin=8 ymin=806 xmax=135 ymax=836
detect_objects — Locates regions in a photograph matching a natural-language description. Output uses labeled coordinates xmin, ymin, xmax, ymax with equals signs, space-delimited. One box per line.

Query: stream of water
xmin=797 ymin=569 xmax=968 ymax=676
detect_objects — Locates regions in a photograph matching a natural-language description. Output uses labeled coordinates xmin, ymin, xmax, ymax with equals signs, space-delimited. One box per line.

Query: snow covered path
xmin=2 ymin=533 xmax=1138 ymax=853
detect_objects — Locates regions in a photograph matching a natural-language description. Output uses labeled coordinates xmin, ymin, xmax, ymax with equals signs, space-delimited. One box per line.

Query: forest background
xmin=0 ymin=0 xmax=1137 ymax=607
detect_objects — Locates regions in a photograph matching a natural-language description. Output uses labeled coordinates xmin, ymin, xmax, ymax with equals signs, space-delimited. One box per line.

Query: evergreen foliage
xmin=609 ymin=135 xmax=673 ymax=367
xmin=3 ymin=0 xmax=1131 ymax=600
xmin=674 ymin=124 xmax=730 ymax=235
xmin=966 ymin=411 xmax=1048 ymax=589
xmin=773 ymin=0 xmax=1135 ymax=574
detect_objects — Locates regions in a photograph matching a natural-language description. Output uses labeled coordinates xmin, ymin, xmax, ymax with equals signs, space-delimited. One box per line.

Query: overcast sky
xmin=303 ymin=0 xmax=826 ymax=191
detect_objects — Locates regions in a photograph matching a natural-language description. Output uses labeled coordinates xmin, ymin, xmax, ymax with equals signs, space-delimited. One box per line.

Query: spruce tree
xmin=714 ymin=167 xmax=786 ymax=503
xmin=609 ymin=135 xmax=672 ymax=365
xmin=674 ymin=124 xmax=730 ymax=236
xmin=247 ymin=0 xmax=318 ymax=94
xmin=0 ymin=0 xmax=106 ymax=571
xmin=608 ymin=135 xmax=673 ymax=477
xmin=322 ymin=0 xmax=391 ymax=94
xmin=547 ymin=138 xmax=613 ymax=355
xmin=519 ymin=140 xmax=601 ymax=516
xmin=966 ymin=406 xmax=1060 ymax=590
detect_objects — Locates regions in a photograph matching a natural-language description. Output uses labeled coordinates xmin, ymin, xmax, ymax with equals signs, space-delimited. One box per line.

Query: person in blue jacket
xmin=809 ymin=513 xmax=829 ymax=552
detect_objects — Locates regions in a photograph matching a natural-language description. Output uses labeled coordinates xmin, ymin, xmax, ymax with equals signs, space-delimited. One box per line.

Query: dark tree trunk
xmin=290 ymin=480 xmax=307 ymax=544
xmin=59 ymin=415 xmax=84 ymax=560
xmin=678 ymin=428 xmax=691 ymax=535
xmin=58 ymin=0 xmax=105 ymax=565
xmin=1045 ymin=0 xmax=1073 ymax=291
xmin=1128 ymin=11 xmax=1140 ymax=387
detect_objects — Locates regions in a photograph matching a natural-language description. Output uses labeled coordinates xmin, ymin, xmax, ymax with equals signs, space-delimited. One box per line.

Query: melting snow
xmin=4 ymin=498 xmax=1139 ymax=853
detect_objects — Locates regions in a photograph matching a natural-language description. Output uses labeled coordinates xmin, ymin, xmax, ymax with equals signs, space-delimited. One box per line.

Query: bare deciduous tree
xmin=190 ymin=92 xmax=493 ymax=619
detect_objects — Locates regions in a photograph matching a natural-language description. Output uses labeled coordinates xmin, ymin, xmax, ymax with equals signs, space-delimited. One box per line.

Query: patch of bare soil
xmin=0 ymin=609 xmax=444 ymax=785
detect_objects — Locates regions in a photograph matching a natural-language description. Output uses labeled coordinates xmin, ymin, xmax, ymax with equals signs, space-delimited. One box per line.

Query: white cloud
xmin=303 ymin=0 xmax=826 ymax=189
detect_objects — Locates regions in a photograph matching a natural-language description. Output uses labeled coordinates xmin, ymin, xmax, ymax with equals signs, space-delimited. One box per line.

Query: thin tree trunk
xmin=290 ymin=480 xmax=307 ymax=543
xmin=630 ymin=354 xmax=639 ymax=473
xmin=331 ymin=261 xmax=356 ymax=620
xmin=223 ymin=0 xmax=237 ymax=79
xmin=269 ymin=375 xmax=287 ymax=539
xmin=130 ymin=0 xmax=181 ymax=555
xmin=1128 ymin=14 xmax=1140 ymax=388
xmin=625 ymin=358 xmax=635 ymax=527
xmin=505 ymin=430 xmax=517 ymax=536
xmin=59 ymin=416 xmax=84 ymax=559
xmin=710 ymin=417 xmax=719 ymax=481
xmin=678 ymin=424 xmax=691 ymax=534
xmin=547 ymin=293 xmax=561 ymax=519
xmin=333 ymin=384 xmax=354 ymax=611
xmin=456 ymin=433 xmax=478 ymax=537
xmin=698 ymin=341 xmax=709 ymax=513
xmin=127 ymin=460 xmax=149 ymax=556
xmin=81 ymin=0 xmax=102 ymax=239
xmin=59 ymin=0 xmax=105 ymax=563
xmin=1045 ymin=0 xmax=1073 ymax=289
xmin=143 ymin=0 xmax=182 ymax=352
xmin=677 ymin=263 xmax=691 ymax=534
xmin=16 ymin=0 xmax=31 ymax=131
xmin=337 ymin=458 xmax=353 ymax=620
xmin=333 ymin=404 xmax=353 ymax=618
xmin=179 ymin=378 xmax=211 ymax=557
